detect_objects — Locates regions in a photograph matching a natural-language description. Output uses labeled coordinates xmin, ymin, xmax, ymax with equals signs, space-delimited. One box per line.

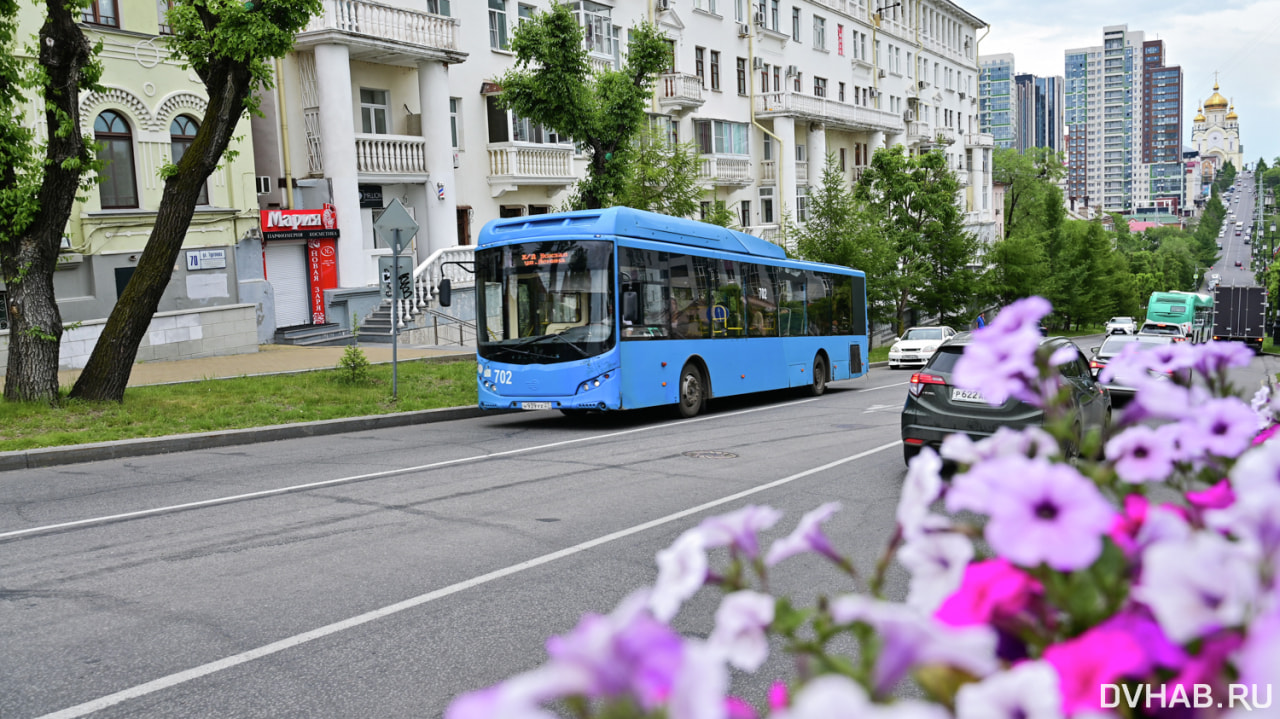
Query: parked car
xmin=1088 ymin=334 xmax=1176 ymax=406
xmin=1105 ymin=316 xmax=1138 ymax=335
xmin=888 ymin=326 xmax=957 ymax=369
xmin=1236 ymin=260 xmax=1244 ymax=267
xmin=1138 ymin=321 xmax=1189 ymax=342
xmin=901 ymin=333 xmax=1111 ymax=465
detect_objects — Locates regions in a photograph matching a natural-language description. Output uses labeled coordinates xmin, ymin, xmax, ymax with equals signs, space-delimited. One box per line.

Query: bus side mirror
xmin=622 ymin=291 xmax=640 ymax=325
xmin=437 ymin=278 xmax=452 ymax=307
xmin=1091 ymin=347 xmax=1100 ymax=353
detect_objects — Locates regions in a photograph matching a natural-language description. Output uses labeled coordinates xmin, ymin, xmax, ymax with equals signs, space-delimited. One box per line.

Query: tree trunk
xmin=0 ymin=3 xmax=95 ymax=404
xmin=70 ymin=61 xmax=252 ymax=402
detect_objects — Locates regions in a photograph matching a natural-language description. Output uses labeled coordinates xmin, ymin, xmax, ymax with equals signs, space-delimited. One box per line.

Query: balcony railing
xmin=906 ymin=121 xmax=932 ymax=141
xmin=754 ymin=92 xmax=904 ymax=134
xmin=657 ymin=73 xmax=705 ymax=110
xmin=487 ymin=142 xmax=576 ymax=197
xmin=698 ymin=155 xmax=752 ymax=186
xmin=965 ymin=133 xmax=995 ymax=148
xmin=301 ymin=0 xmax=460 ymax=55
xmin=759 ymin=160 xmax=777 ymax=184
xmin=355 ymin=134 xmax=427 ymax=175
xmin=795 ymin=163 xmax=808 ymax=186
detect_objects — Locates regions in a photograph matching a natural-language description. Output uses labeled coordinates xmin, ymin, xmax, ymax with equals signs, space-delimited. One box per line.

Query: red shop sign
xmin=307 ymin=238 xmax=338 ymax=324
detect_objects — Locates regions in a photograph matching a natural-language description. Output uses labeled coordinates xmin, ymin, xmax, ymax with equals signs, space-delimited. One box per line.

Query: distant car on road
xmin=1105 ymin=316 xmax=1138 ymax=335
xmin=901 ymin=333 xmax=1111 ymax=464
xmin=1138 ymin=321 xmax=1189 ymax=342
xmin=1087 ymin=334 xmax=1176 ymax=407
xmin=1236 ymin=260 xmax=1244 ymax=267
xmin=888 ymin=326 xmax=957 ymax=369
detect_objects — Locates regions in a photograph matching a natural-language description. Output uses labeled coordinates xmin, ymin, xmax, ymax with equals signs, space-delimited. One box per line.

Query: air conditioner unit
xmin=903 ymin=108 xmax=915 ymax=122
xmin=918 ymin=80 xmax=926 ymax=90
xmin=255 ymin=176 xmax=272 ymax=195
xmin=738 ymin=23 xmax=751 ymax=37
xmin=878 ymin=69 xmax=887 ymax=79
xmin=786 ymin=65 xmax=798 ymax=77
xmin=656 ymin=0 xmax=670 ymax=11
xmin=453 ymin=151 xmax=460 ymax=168
xmin=753 ymin=10 xmax=764 ymax=26
xmin=752 ymin=57 xmax=763 ymax=70
xmin=958 ymin=91 xmax=966 ymax=99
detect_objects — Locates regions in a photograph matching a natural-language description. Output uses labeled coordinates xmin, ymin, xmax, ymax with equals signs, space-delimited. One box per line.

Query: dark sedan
xmin=901 ymin=333 xmax=1111 ymax=465
xmin=1088 ymin=334 xmax=1176 ymax=407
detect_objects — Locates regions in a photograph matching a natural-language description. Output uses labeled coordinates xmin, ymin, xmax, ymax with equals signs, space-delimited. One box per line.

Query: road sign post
xmin=372 ymin=199 xmax=421 ymax=400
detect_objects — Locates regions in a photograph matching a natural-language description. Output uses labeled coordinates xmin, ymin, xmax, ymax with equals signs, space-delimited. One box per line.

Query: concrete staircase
xmin=273 ymin=323 xmax=354 ymax=347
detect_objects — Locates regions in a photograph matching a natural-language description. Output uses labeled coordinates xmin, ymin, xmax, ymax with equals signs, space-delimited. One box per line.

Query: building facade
xmin=978 ymin=52 xmax=1015 ymax=149
xmin=244 ymin=0 xmax=998 ymax=334
xmin=1191 ymin=81 xmax=1244 ymax=179
xmin=1136 ymin=39 xmax=1182 ymax=212
xmin=2 ymin=0 xmax=263 ymax=371
xmin=1013 ymin=73 xmax=1063 ymax=156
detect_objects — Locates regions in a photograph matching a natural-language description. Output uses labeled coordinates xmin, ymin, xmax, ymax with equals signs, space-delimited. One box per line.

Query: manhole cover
xmin=682 ymin=450 xmax=739 ymax=459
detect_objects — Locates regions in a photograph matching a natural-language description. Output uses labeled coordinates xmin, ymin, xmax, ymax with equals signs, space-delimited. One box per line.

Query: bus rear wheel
xmin=677 ymin=363 xmax=706 ymax=418
xmin=805 ymin=355 xmax=828 ymax=397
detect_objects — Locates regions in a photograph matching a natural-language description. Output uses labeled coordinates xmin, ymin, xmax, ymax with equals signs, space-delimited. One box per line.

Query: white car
xmin=888 ymin=326 xmax=956 ymax=369
xmin=1105 ymin=316 xmax=1138 ymax=335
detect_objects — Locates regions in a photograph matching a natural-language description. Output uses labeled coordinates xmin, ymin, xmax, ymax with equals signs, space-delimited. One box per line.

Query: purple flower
xmin=1181 ymin=397 xmax=1259 ymax=459
xmin=699 ymin=505 xmax=783 ymax=558
xmin=651 ymin=529 xmax=709 ymax=621
xmin=982 ymin=457 xmax=1116 ymax=570
xmin=765 ymin=502 xmax=841 ymax=567
xmin=1119 ymin=379 xmax=1209 ymax=425
xmin=1104 ymin=425 xmax=1177 ymax=484
xmin=667 ymin=640 xmax=729 ymax=719
xmin=1133 ymin=530 xmax=1260 ymax=644
xmin=708 ymin=591 xmax=775 ymax=672
xmin=445 ymin=665 xmax=587 ymax=719
xmin=1206 ymin=485 xmax=1280 ymax=560
xmin=1229 ymin=438 xmax=1280 ymax=499
xmin=1193 ymin=340 xmax=1255 ymax=376
xmin=897 ymin=449 xmax=944 ymax=537
xmin=546 ymin=589 xmax=684 ymax=708
xmin=898 ymin=531 xmax=974 ymax=613
xmin=954 ymin=661 xmax=1063 ymax=719
xmin=1231 ymin=606 xmax=1280 ymax=710
xmin=945 ymin=455 xmax=1019 ymax=515
xmin=1186 ymin=479 xmax=1236 ymax=510
xmin=940 ymin=426 xmax=1060 ymax=465
xmin=830 ymin=595 xmax=998 ymax=695
xmin=950 ymin=297 xmax=1052 ymax=407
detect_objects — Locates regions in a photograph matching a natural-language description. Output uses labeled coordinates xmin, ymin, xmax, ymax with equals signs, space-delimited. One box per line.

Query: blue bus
xmin=459 ymin=206 xmax=869 ymax=417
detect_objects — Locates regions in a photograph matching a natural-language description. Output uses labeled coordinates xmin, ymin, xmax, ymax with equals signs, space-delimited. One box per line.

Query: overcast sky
xmin=962 ymin=0 xmax=1280 ymax=168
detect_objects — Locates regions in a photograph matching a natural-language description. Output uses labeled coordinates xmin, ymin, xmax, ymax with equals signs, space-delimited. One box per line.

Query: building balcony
xmin=355 ymin=133 xmax=429 ymax=181
xmin=486 ymin=142 xmax=576 ymax=198
xmin=656 ymin=73 xmax=705 ymax=111
xmin=906 ymin=120 xmax=932 ymax=143
xmin=295 ymin=0 xmax=467 ymax=66
xmin=753 ymin=92 xmax=904 ymax=134
xmin=759 ymin=160 xmax=776 ymax=184
xmin=698 ymin=155 xmax=752 ymax=187
xmin=795 ymin=163 xmax=808 ymax=185
xmin=965 ymin=133 xmax=995 ymax=148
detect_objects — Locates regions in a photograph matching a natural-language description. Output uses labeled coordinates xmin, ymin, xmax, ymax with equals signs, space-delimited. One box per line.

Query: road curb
xmin=0 ymin=405 xmax=493 ymax=473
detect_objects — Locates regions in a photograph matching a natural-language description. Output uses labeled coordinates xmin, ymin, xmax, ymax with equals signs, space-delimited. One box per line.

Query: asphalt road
xmin=3 ymin=348 xmax=1278 ymax=719
xmin=1213 ymin=172 xmax=1260 ymax=288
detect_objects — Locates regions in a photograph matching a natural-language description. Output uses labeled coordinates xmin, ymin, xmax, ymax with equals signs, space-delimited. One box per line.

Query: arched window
xmin=95 ymin=110 xmax=138 ymax=209
xmin=170 ymin=115 xmax=209 ymax=205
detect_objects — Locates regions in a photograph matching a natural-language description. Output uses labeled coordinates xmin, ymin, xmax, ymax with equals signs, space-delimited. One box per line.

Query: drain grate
xmin=682 ymin=450 xmax=739 ymax=459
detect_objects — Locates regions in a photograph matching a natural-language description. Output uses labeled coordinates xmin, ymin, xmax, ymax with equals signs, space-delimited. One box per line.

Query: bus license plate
xmin=521 ymin=401 xmax=552 ymax=410
xmin=950 ymin=389 xmax=988 ymax=404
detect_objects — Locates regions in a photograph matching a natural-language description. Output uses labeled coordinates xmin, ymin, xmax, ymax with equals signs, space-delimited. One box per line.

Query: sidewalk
xmin=54 ymin=343 xmax=475 ymax=388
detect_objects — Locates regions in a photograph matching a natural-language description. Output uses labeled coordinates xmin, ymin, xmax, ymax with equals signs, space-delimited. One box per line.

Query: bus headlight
xmin=577 ymin=372 xmax=613 ymax=393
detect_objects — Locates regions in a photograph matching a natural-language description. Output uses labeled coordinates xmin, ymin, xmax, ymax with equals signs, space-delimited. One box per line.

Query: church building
xmin=1191 ymin=80 xmax=1244 ymax=178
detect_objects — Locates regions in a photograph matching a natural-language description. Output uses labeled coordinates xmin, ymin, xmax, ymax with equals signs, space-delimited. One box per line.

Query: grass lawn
xmin=869 ymin=346 xmax=890 ymax=363
xmin=0 ymin=359 xmax=478 ymax=452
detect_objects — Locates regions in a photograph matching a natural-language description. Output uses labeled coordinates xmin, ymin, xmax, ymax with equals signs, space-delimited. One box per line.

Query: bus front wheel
xmin=805 ymin=355 xmax=828 ymax=397
xmin=677 ymin=363 xmax=706 ymax=418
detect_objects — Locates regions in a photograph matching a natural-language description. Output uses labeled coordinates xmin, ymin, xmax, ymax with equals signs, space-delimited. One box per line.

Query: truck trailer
xmin=1211 ymin=285 xmax=1267 ymax=353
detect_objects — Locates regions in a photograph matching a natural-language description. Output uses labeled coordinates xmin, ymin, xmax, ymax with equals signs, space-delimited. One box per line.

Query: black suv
xmin=900 ymin=333 xmax=1111 ymax=465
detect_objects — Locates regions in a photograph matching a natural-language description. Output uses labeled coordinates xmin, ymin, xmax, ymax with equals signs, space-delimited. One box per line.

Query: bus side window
xmin=746 ymin=264 xmax=778 ymax=337
xmin=668 ymin=253 xmax=706 ymax=339
xmin=805 ymin=271 xmax=831 ymax=336
xmin=777 ymin=268 xmax=805 ymax=336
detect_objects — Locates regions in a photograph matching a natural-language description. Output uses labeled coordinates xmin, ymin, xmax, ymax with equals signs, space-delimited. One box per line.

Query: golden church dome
xmin=1194 ymin=105 xmax=1206 ymax=123
xmin=1226 ymin=104 xmax=1238 ymax=121
xmin=1204 ymin=82 xmax=1229 ymax=110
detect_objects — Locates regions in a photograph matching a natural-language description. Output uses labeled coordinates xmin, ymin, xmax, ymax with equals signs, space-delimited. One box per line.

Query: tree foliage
xmin=69 ymin=0 xmax=320 ymax=402
xmin=499 ymin=2 xmax=669 ymax=210
xmin=0 ymin=0 xmax=102 ymax=403
xmin=613 ymin=124 xmax=702 ymax=219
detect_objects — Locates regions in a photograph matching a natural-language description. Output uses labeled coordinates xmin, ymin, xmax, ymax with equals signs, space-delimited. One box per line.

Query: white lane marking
xmin=863 ymin=381 xmax=908 ymax=391
xmin=34 ymin=439 xmax=902 ymax=719
xmin=1 ymin=398 xmax=821 ymax=541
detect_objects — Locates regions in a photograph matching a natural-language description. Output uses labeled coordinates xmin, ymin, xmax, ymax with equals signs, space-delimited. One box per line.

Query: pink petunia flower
xmin=764 ymin=502 xmax=842 ymax=567
xmin=934 ymin=558 xmax=1042 ymax=628
xmin=1043 ymin=626 xmax=1149 ymax=714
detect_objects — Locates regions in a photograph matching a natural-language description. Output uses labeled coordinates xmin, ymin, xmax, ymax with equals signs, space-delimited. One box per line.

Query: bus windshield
xmin=476 ymin=240 xmax=615 ymax=364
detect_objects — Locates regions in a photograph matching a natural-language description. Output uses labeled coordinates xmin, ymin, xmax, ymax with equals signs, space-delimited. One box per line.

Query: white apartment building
xmin=250 ymin=0 xmax=996 ymax=331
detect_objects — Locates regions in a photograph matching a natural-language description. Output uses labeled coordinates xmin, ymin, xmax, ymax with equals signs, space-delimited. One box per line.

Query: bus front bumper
xmin=477 ymin=366 xmax=623 ymax=411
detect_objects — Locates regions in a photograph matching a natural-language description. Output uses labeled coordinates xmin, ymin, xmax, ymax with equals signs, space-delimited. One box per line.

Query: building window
xmin=157 ymin=0 xmax=173 ymax=34
xmin=695 ymin=47 xmax=705 ymax=86
xmin=170 ymin=115 xmax=209 ymax=206
xmin=795 ymin=143 xmax=806 ymax=163
xmin=426 ymin=0 xmax=451 ymax=15
xmin=814 ymin=77 xmax=826 ymax=98
xmin=94 ymin=110 xmax=138 ymax=209
xmin=695 ymin=120 xmax=750 ymax=155
xmin=760 ymin=187 xmax=774 ymax=223
xmin=769 ymin=0 xmax=779 ymax=30
xmin=762 ymin=134 xmax=772 ymax=161
xmin=839 ymin=147 xmax=846 ymax=171
xmin=360 ymin=89 xmax=390 ymax=134
xmin=736 ymin=57 xmax=747 ymax=95
xmin=838 ymin=81 xmax=845 ymax=102
xmin=740 ymin=200 xmax=751 ymax=228
xmin=792 ymin=70 xmax=801 ymax=93
xmin=813 ymin=16 xmax=825 ymax=50
xmin=796 ymin=186 xmax=809 ymax=222
xmin=489 ymin=0 xmax=509 ymax=50
xmin=82 ymin=0 xmax=119 ymax=26
xmin=518 ymin=3 xmax=534 ymax=23
xmin=791 ymin=6 xmax=800 ymax=42
xmin=449 ymin=98 xmax=460 ymax=149
xmin=574 ymin=1 xmax=615 ymax=57
xmin=710 ymin=50 xmax=720 ymax=91
xmin=735 ymin=0 xmax=746 ymax=21
xmin=772 ymin=66 xmax=781 ymax=92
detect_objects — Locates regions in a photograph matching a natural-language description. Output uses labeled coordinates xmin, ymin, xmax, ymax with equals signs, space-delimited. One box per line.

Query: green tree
xmin=796 ymin=155 xmax=895 ymax=325
xmin=982 ymin=233 xmax=1049 ymax=308
xmin=1215 ymin=160 xmax=1238 ymax=193
xmin=497 ymin=2 xmax=668 ymax=210
xmin=614 ymin=123 xmax=702 ymax=218
xmin=701 ymin=199 xmax=737 ymax=229
xmin=0 ymin=0 xmax=101 ymax=403
xmin=855 ymin=147 xmax=979 ymax=332
xmin=70 ymin=0 xmax=321 ymax=402
xmin=992 ymin=147 xmax=1066 ymax=240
